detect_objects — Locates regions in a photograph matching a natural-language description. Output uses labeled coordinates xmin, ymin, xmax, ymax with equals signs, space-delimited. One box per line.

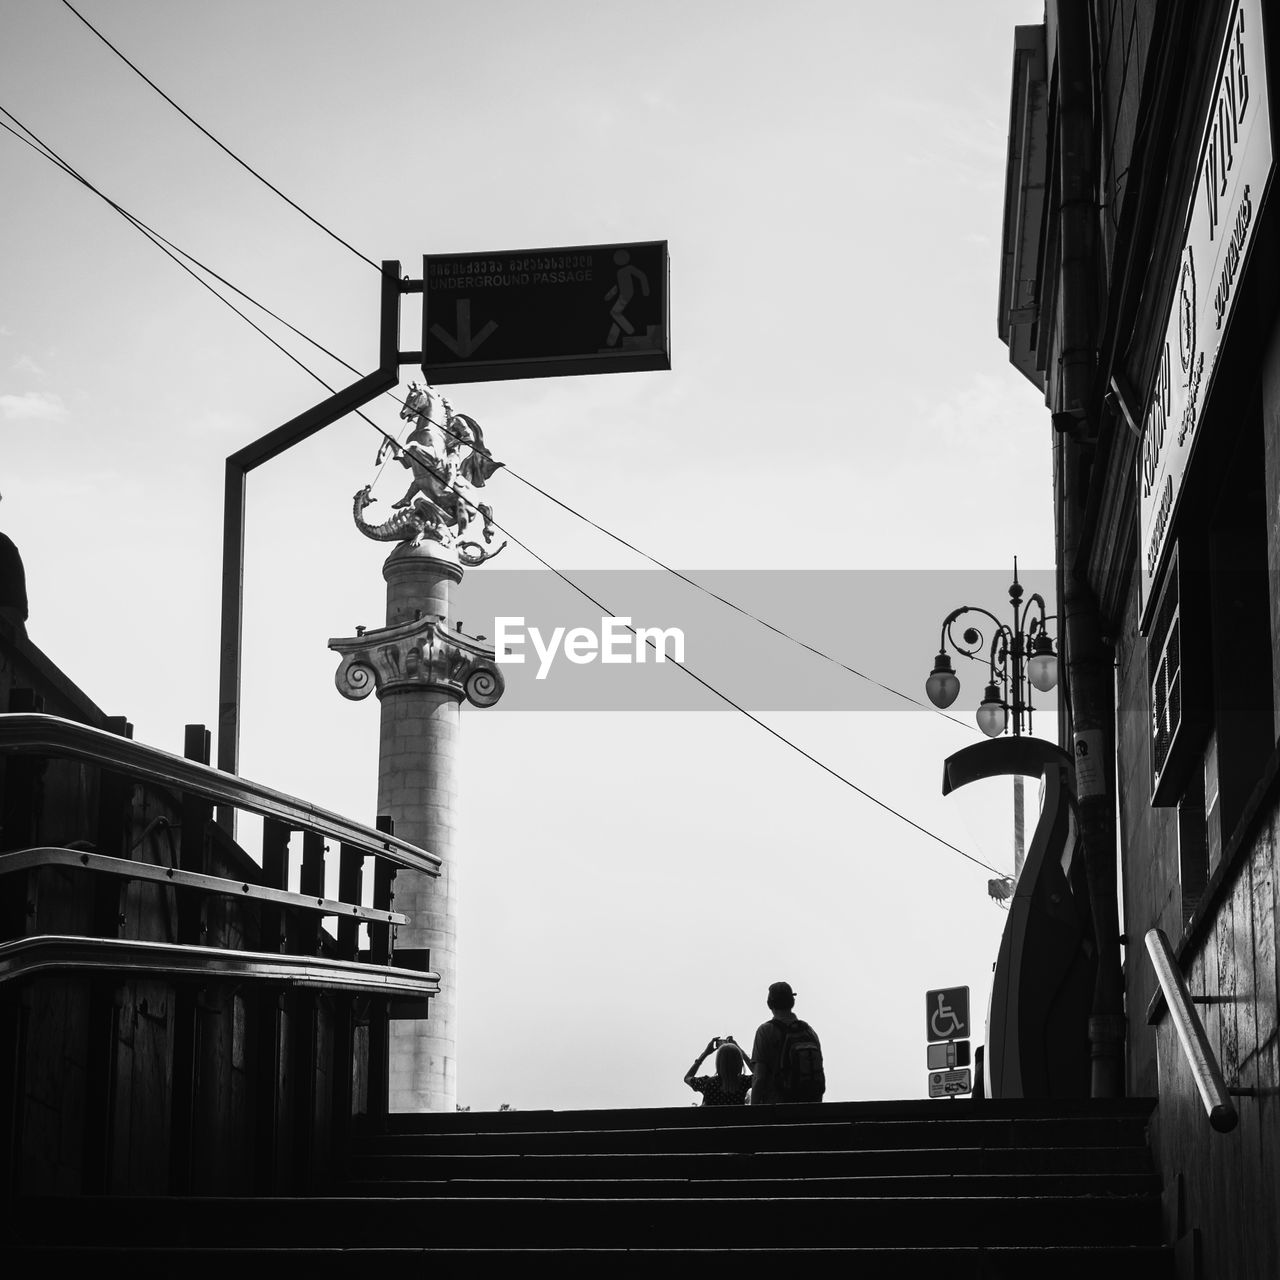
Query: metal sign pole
xmin=216 ymin=240 xmax=671 ymax=831
xmin=216 ymin=260 xmax=415 ymax=829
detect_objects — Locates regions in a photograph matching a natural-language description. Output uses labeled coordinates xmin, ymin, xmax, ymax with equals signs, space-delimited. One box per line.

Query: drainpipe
xmin=1052 ymin=2 xmax=1126 ymax=1099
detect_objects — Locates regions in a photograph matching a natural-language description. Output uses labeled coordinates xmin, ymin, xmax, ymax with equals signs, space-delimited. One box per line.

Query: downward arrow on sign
xmin=429 ymin=299 xmax=498 ymax=358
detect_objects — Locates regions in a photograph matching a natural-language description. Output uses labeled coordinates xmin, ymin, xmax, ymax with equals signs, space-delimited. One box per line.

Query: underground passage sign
xmin=421 ymin=241 xmax=670 ymax=384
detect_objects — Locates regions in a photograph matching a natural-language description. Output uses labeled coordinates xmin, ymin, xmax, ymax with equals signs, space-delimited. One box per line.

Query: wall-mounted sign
xmin=422 ymin=241 xmax=670 ymax=385
xmin=1138 ymin=0 xmax=1272 ymax=621
xmin=1073 ymin=728 xmax=1106 ymax=799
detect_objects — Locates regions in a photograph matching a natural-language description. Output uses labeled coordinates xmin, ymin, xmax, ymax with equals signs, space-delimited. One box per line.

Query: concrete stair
xmin=4 ymin=1097 xmax=1172 ymax=1276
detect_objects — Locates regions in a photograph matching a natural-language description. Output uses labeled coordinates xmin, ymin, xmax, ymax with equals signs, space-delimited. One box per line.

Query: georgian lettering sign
xmin=422 ymin=241 xmax=670 ymax=385
xmin=1138 ymin=0 xmax=1272 ymax=618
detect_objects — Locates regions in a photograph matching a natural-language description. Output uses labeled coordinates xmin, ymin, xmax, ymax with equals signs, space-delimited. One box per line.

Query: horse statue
xmin=353 ymin=383 xmax=507 ymax=564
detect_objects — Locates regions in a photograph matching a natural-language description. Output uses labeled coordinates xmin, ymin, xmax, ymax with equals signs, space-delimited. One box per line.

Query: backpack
xmin=775 ymin=1018 xmax=825 ymax=1102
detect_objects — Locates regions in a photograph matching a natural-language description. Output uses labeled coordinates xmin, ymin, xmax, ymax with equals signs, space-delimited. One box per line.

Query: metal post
xmin=216 ymin=262 xmax=408 ymax=829
xmin=292 ymin=828 xmax=324 ymax=1186
xmin=297 ymin=830 xmax=325 ymax=955
xmin=169 ymin=724 xmax=211 ymax=1193
xmin=367 ymin=815 xmax=395 ymax=1122
xmin=336 ymin=844 xmax=363 ymax=962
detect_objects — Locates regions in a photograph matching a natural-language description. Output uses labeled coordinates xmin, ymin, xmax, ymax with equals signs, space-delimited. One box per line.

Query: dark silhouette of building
xmin=998 ymin=2 xmax=1279 ymax=1274
xmin=0 ymin=529 xmax=28 ymax=636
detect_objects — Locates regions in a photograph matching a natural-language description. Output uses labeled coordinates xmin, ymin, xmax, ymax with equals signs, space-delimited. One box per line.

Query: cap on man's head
xmin=767 ymin=981 xmax=796 ymax=1007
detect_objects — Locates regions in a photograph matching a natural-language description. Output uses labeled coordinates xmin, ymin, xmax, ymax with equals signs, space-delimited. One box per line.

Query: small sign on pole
xmin=926 ymin=1040 xmax=971 ymax=1070
xmin=925 ymin=986 xmax=970 ymax=1042
xmin=928 ymin=1068 xmax=972 ymax=1098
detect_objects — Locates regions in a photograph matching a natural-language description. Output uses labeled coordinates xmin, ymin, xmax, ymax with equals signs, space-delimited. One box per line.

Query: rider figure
xmin=390 ymin=384 xmax=451 ymax=510
xmin=386 ymin=384 xmax=503 ymax=549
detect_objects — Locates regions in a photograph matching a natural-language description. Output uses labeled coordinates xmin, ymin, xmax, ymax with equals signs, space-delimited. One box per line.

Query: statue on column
xmin=334 ymin=380 xmax=507 ymax=707
xmin=331 ymin=382 xmax=506 ymax=1114
xmin=352 ymin=383 xmax=508 ymax=566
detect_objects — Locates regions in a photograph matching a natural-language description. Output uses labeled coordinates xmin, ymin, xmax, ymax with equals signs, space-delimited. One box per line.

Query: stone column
xmin=330 ymin=539 xmax=503 ymax=1112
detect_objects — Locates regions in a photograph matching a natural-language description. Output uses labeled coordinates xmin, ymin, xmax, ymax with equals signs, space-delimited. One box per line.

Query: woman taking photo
xmin=684 ymin=1035 xmax=753 ymax=1106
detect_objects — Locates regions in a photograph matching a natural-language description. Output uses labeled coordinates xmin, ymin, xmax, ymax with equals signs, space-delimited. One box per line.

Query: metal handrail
xmin=0 ymin=934 xmax=439 ymax=996
xmin=1145 ymin=927 xmax=1238 ymax=1133
xmin=0 ymin=712 xmax=439 ymax=875
xmin=0 ymin=847 xmax=409 ymax=926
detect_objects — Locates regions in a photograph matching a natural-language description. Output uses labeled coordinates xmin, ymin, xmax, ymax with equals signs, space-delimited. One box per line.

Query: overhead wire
xmin=50 ymin=2 xmax=978 ymax=732
xmin=453 ymin=518 xmax=1006 ymax=876
xmin=0 ymin=105 xmax=1005 ymax=878
xmin=0 ymin=108 xmax=388 ymax=437
xmin=501 ymin=470 xmax=976 ymax=726
xmin=58 ymin=0 xmax=380 ymax=273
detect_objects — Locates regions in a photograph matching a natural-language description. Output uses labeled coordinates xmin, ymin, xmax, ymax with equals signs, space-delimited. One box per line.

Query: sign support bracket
xmin=216 ymin=260 xmax=418 ymax=829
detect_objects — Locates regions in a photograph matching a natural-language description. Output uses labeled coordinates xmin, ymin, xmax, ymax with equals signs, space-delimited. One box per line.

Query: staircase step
xmin=5 ymin=1243 xmax=1175 ymax=1278
xmin=357 ymin=1114 xmax=1154 ymax=1157
xmin=341 ymin=1171 xmax=1161 ymax=1198
xmin=343 ymin=1143 xmax=1156 ymax=1181
xmin=5 ymin=1098 xmax=1168 ymax=1268
xmin=376 ymin=1097 xmax=1155 ymax=1134
xmin=12 ymin=1192 xmax=1162 ymax=1249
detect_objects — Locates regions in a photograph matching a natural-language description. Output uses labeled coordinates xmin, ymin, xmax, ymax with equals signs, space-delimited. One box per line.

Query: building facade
xmin=999 ymin=2 xmax=1279 ymax=1275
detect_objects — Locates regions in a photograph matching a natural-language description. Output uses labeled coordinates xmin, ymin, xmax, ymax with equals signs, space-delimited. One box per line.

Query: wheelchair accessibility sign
xmin=926 ymin=986 xmax=970 ymax=1042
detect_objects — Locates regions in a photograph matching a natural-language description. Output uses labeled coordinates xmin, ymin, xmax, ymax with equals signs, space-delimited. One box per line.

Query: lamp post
xmin=926 ymin=561 xmax=1058 ymax=736
xmin=926 ymin=561 xmax=1058 ymax=878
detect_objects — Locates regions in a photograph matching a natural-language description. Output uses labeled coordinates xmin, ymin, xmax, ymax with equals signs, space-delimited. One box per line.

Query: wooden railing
xmin=0 ymin=845 xmax=410 ymax=929
xmin=0 ymin=713 xmax=440 ymax=874
xmin=0 ymin=711 xmax=439 ymax=1198
xmin=0 ymin=932 xmax=435 ymax=995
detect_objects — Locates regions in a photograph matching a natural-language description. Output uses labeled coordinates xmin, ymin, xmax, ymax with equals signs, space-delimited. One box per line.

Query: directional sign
xmin=928 ymin=1069 xmax=972 ymax=1098
xmin=925 ymin=986 xmax=970 ymax=1043
xmin=422 ymin=241 xmax=670 ymax=385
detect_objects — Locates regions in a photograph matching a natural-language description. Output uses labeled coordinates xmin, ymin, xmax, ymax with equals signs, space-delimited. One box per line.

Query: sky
xmin=1 ymin=0 xmax=1055 ymax=1111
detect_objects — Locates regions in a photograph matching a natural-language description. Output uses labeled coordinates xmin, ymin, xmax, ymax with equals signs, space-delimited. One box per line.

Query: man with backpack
xmin=749 ymin=981 xmax=826 ymax=1104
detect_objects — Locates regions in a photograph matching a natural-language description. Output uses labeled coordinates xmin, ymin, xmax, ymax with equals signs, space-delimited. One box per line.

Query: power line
xmin=389 ymin=400 xmax=976 ymax=727
xmin=2 ymin=108 xmax=1002 ymax=876
xmin=59 ymin=0 xmax=380 ymax=273
xmin=503 ymin=469 xmax=976 ymax=728
xmin=0 ymin=113 xmax=329 ymax=391
xmin=27 ymin=4 xmax=980 ymax=730
xmin=0 ymin=108 xmax=385 ymax=436
xmin=471 ymin=519 xmax=1005 ymax=875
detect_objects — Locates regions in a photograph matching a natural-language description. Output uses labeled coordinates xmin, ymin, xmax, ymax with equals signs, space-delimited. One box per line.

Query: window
xmin=1204 ymin=412 xmax=1274 ymax=844
xmin=1148 ymin=542 xmax=1207 ymax=806
xmin=1148 ymin=405 xmax=1274 ymax=915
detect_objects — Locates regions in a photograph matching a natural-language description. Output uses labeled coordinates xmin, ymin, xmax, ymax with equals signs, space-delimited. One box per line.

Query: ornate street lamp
xmin=925 ymin=561 xmax=1057 ymax=738
xmin=927 ymin=562 xmax=1058 ymax=893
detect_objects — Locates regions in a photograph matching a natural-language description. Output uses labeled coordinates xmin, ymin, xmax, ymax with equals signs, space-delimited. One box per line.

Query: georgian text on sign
xmin=1137 ymin=0 xmax=1272 ymax=618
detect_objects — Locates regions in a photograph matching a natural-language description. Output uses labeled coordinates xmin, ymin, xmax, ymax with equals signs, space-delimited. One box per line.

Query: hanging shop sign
xmin=421 ymin=241 xmax=670 ymax=384
xmin=1137 ymin=0 xmax=1272 ymax=621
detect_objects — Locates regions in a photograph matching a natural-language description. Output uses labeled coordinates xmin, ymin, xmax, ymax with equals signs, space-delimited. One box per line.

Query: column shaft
xmin=380 ymin=545 xmax=462 ymax=1114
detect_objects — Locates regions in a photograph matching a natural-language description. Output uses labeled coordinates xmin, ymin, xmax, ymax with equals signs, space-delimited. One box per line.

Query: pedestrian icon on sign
xmin=605 ymin=249 xmax=650 ymax=346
